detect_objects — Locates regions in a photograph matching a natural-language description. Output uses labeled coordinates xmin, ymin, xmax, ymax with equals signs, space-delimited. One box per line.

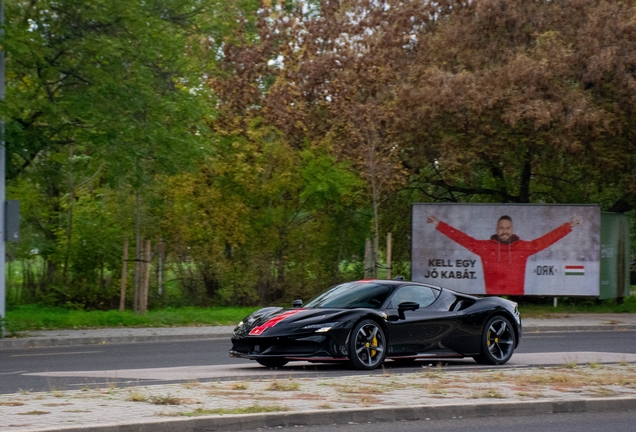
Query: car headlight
xmin=302 ymin=322 xmax=337 ymax=333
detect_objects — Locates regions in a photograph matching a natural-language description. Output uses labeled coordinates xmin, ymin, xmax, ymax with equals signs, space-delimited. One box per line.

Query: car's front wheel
xmin=256 ymin=358 xmax=288 ymax=368
xmin=473 ymin=315 xmax=515 ymax=365
xmin=348 ymin=319 xmax=387 ymax=370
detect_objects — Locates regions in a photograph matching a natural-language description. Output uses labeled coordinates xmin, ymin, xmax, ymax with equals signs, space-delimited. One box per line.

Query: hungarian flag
xmin=564 ymin=265 xmax=585 ymax=276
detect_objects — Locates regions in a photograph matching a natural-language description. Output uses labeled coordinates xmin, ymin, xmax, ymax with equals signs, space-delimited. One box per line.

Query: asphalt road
xmin=261 ymin=411 xmax=636 ymax=432
xmin=1 ymin=329 xmax=636 ymax=394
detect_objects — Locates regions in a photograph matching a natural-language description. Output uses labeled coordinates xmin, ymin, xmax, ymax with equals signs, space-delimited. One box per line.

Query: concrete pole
xmin=0 ymin=0 xmax=6 ymax=338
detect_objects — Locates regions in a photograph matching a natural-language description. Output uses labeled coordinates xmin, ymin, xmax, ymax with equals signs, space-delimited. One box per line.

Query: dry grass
xmin=590 ymin=387 xmax=618 ymax=397
xmin=358 ymin=395 xmax=382 ymax=406
xmin=178 ymin=405 xmax=289 ymax=416
xmin=470 ymin=389 xmax=507 ymax=399
xmin=181 ymin=380 xmax=201 ymax=389
xmin=427 ymin=385 xmax=447 ymax=395
xmin=334 ymin=384 xmax=385 ymax=394
xmin=516 ymin=391 xmax=543 ymax=398
xmin=267 ymin=380 xmax=300 ymax=391
xmin=511 ymin=367 xmax=636 ymax=390
xmin=0 ymin=401 xmax=25 ymax=406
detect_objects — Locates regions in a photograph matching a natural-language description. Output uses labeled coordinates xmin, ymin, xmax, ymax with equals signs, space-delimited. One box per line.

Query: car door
xmin=385 ymin=285 xmax=456 ymax=355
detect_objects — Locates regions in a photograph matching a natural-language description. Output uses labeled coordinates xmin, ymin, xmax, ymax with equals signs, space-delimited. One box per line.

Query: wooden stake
xmin=119 ymin=238 xmax=128 ymax=312
xmin=386 ymin=233 xmax=392 ymax=280
xmin=364 ymin=238 xmax=374 ymax=279
xmin=141 ymin=239 xmax=151 ymax=315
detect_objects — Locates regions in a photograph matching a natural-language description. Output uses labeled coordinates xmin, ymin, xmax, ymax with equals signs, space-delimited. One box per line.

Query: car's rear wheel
xmin=348 ymin=319 xmax=386 ymax=370
xmin=256 ymin=358 xmax=288 ymax=368
xmin=473 ymin=315 xmax=515 ymax=365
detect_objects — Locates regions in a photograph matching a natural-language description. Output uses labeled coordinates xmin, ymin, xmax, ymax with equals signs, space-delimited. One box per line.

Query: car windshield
xmin=304 ymin=282 xmax=393 ymax=309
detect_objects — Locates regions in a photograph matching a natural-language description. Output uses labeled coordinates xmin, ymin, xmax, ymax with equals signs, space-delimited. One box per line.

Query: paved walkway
xmin=0 ymin=314 xmax=635 ymax=432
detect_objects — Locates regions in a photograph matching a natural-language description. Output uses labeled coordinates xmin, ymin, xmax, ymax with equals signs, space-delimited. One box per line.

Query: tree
xmin=394 ymin=0 xmax=636 ymax=211
xmin=160 ymin=119 xmax=363 ymax=305
xmin=2 ymin=0 xmax=228 ymax=306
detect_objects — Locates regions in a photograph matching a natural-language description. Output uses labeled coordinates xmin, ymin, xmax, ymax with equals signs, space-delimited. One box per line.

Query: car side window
xmin=388 ymin=285 xmax=439 ymax=309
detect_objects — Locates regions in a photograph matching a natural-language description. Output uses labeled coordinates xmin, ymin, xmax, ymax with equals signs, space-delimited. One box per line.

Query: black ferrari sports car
xmin=230 ymin=278 xmax=522 ymax=370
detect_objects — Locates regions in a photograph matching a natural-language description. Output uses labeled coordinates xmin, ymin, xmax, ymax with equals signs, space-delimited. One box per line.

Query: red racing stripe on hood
xmin=249 ymin=309 xmax=306 ymax=335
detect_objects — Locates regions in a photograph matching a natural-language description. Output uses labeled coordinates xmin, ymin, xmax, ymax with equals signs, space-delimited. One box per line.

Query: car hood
xmin=234 ymin=307 xmax=359 ymax=337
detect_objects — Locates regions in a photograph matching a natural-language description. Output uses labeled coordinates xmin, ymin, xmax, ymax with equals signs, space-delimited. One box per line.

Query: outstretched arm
xmin=528 ymin=217 xmax=580 ymax=253
xmin=432 ymin=218 xmax=484 ymax=253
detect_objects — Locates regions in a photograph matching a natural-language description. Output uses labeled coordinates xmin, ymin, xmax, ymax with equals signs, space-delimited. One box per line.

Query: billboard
xmin=411 ymin=204 xmax=601 ymax=296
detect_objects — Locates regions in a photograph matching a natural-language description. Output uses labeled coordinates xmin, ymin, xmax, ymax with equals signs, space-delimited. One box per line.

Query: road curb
xmin=33 ymin=396 xmax=636 ymax=432
xmin=524 ymin=325 xmax=636 ymax=333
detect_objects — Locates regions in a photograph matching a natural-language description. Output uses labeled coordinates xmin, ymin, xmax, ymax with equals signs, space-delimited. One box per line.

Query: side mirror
xmin=397 ymin=301 xmax=419 ymax=320
xmin=292 ymin=299 xmax=303 ymax=308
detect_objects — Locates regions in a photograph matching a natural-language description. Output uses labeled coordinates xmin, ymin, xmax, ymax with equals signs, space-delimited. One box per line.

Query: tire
xmin=473 ymin=315 xmax=515 ymax=365
xmin=256 ymin=358 xmax=288 ymax=368
xmin=348 ymin=319 xmax=387 ymax=370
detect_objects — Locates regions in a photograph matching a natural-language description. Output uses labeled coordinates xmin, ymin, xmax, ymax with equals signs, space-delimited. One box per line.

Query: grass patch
xmin=149 ymin=395 xmax=186 ymax=405
xmin=4 ymin=305 xmax=257 ymax=332
xmin=517 ymin=294 xmax=636 ymax=317
xmin=18 ymin=410 xmax=51 ymax=415
xmin=0 ymin=402 xmax=25 ymax=406
xmin=126 ymin=391 xmax=148 ymax=402
xmin=180 ymin=405 xmax=289 ymax=416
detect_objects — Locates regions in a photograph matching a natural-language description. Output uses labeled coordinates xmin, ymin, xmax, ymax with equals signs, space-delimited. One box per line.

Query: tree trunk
xmin=134 ymin=190 xmax=141 ymax=313
xmin=140 ymin=239 xmax=151 ymax=315
xmin=63 ymin=144 xmax=74 ymax=280
xmin=364 ymin=238 xmax=374 ymax=279
xmin=518 ymin=151 xmax=533 ymax=203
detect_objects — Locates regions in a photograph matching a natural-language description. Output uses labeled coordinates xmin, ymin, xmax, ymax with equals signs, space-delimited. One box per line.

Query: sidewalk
xmin=0 ymin=314 xmax=635 ymax=432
